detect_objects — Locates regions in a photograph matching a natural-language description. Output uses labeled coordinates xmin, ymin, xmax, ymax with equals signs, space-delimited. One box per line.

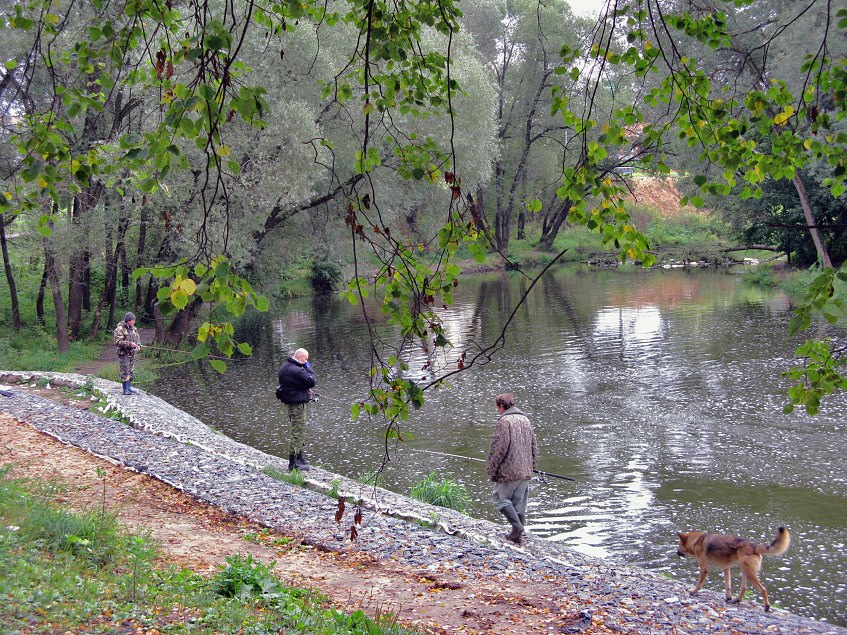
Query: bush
xmin=310 ymin=260 xmax=342 ymax=294
xmin=409 ymin=470 xmax=470 ymax=512
xmin=212 ymin=553 xmax=278 ymax=599
xmin=742 ymin=265 xmax=778 ymax=287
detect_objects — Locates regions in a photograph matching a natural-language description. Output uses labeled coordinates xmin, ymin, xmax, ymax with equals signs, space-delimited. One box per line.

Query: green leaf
xmin=210 ymin=359 xmax=227 ymax=374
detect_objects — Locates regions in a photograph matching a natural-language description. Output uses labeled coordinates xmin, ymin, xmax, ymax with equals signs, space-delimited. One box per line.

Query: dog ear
xmin=677 ymin=532 xmax=686 ymax=540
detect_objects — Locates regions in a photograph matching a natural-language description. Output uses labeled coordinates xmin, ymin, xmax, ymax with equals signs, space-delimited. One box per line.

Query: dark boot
xmin=500 ymin=506 xmax=524 ymax=543
xmin=295 ymin=451 xmax=311 ymax=471
xmin=122 ymin=381 xmax=136 ymax=395
xmin=288 ymin=454 xmax=297 ymax=472
xmin=518 ymin=512 xmax=526 ymax=527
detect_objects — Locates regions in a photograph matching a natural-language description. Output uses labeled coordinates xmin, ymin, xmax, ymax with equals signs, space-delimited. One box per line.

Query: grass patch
xmin=779 ymin=267 xmax=816 ymax=298
xmin=742 ymin=264 xmax=779 ymax=287
xmin=0 ymin=468 xmax=420 ymax=635
xmin=262 ymin=465 xmax=306 ymax=486
xmin=409 ymin=470 xmax=470 ymax=512
xmin=359 ymin=468 xmax=387 ymax=488
xmin=0 ymin=326 xmax=106 ymax=372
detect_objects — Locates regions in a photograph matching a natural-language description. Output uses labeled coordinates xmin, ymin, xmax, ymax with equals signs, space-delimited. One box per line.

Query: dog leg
xmin=747 ymin=575 xmax=771 ymax=611
xmin=691 ymin=567 xmax=708 ymax=594
xmin=723 ymin=567 xmax=733 ymax=602
xmin=740 ymin=560 xmax=771 ymax=611
xmin=735 ymin=572 xmax=748 ymax=606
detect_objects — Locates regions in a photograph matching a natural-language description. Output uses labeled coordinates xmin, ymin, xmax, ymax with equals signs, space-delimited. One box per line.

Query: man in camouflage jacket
xmin=114 ymin=312 xmax=141 ymax=395
xmin=487 ymin=393 xmax=538 ymax=543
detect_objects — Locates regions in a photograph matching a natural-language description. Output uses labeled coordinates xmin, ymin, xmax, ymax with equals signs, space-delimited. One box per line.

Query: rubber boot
xmin=122 ymin=381 xmax=136 ymax=395
xmin=295 ymin=451 xmax=311 ymax=471
xmin=288 ymin=454 xmax=297 ymax=472
xmin=500 ymin=506 xmax=524 ymax=543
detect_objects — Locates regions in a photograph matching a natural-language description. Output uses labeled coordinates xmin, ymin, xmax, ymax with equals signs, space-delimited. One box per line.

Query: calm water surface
xmin=153 ymin=267 xmax=847 ymax=625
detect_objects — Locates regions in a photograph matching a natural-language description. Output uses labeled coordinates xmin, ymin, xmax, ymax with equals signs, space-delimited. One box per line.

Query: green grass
xmin=0 ymin=325 xmax=107 ymax=372
xmin=742 ymin=264 xmax=779 ymax=287
xmin=779 ymin=267 xmax=816 ymax=298
xmin=262 ymin=465 xmax=306 ymax=486
xmin=0 ymin=468 xmax=420 ymax=635
xmin=409 ymin=470 xmax=470 ymax=512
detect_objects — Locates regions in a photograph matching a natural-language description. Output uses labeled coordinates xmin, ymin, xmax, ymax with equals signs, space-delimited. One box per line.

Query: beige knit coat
xmin=486 ymin=406 xmax=538 ymax=483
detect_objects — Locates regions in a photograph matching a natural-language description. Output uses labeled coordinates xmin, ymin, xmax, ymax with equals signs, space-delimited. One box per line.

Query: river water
xmin=153 ymin=266 xmax=847 ymax=625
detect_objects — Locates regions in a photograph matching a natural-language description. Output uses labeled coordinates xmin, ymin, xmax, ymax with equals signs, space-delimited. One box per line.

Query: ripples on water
xmin=154 ymin=268 xmax=847 ymax=625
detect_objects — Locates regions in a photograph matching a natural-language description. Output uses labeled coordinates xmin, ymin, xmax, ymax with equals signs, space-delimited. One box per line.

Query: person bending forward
xmin=487 ymin=393 xmax=537 ymax=543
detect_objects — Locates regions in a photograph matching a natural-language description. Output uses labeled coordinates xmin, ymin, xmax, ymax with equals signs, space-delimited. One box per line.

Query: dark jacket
xmin=486 ymin=406 xmax=538 ymax=483
xmin=277 ymin=357 xmax=317 ymax=404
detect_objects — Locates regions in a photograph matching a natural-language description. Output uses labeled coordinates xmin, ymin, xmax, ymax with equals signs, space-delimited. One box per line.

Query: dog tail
xmin=757 ymin=527 xmax=791 ymax=556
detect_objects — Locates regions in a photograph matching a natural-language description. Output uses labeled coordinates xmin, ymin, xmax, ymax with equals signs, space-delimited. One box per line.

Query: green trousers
xmin=284 ymin=402 xmax=308 ymax=454
xmin=118 ymin=354 xmax=136 ymax=382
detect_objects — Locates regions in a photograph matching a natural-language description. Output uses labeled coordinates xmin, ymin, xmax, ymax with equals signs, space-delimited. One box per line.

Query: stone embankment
xmin=1 ymin=370 xmax=844 ymax=635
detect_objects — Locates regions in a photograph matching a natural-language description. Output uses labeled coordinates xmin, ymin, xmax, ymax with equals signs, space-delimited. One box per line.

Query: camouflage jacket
xmin=113 ymin=320 xmax=140 ymax=357
xmin=486 ymin=406 xmax=538 ymax=483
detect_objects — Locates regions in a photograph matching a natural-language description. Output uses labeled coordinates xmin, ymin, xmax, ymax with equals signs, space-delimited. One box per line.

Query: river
xmin=153 ymin=265 xmax=847 ymax=625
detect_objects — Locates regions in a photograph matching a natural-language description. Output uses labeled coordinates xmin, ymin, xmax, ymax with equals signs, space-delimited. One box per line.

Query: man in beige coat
xmin=487 ymin=393 xmax=538 ymax=543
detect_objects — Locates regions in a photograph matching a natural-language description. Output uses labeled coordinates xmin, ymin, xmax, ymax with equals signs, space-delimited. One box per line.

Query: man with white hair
xmin=277 ymin=347 xmax=317 ymax=471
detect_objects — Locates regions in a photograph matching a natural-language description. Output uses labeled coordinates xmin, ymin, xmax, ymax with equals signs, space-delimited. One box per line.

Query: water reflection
xmin=153 ymin=267 xmax=847 ymax=626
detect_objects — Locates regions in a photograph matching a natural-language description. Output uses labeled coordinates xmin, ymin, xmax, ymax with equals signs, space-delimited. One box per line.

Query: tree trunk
xmin=133 ymin=205 xmax=148 ymax=308
xmin=83 ymin=251 xmax=91 ymax=311
xmin=90 ymin=213 xmax=129 ymax=338
xmin=538 ymin=200 xmax=575 ymax=251
xmin=36 ymin=265 xmax=48 ymax=325
xmin=143 ymin=276 xmax=158 ymax=319
xmin=153 ymin=296 xmax=203 ymax=346
xmin=792 ymin=174 xmax=833 ymax=268
xmin=67 ymin=183 xmax=103 ymax=339
xmin=44 ymin=238 xmax=69 ymax=353
xmin=0 ymin=213 xmax=21 ymax=330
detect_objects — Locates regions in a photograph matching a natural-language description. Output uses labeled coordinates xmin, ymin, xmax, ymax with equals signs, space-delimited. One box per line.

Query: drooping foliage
xmin=1 ymin=0 xmax=847 ymax=419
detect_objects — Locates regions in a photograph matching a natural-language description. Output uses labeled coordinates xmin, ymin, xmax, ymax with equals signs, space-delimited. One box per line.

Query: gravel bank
xmin=1 ymin=370 xmax=843 ymax=635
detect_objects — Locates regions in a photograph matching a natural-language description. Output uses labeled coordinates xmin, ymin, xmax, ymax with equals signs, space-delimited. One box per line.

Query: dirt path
xmin=74 ymin=328 xmax=155 ymax=377
xmin=0 ymin=408 xmax=600 ymax=635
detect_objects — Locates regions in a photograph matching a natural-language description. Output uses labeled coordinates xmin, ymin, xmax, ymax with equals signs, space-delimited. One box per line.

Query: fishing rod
xmin=310 ymin=392 xmax=348 ymax=404
xmin=408 ymin=448 xmax=576 ymax=481
xmin=143 ymin=346 xmax=245 ymax=362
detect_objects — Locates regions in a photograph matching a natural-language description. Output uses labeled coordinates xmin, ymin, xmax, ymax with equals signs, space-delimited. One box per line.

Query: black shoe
xmin=288 ymin=454 xmax=297 ymax=472
xmin=295 ymin=451 xmax=311 ymax=471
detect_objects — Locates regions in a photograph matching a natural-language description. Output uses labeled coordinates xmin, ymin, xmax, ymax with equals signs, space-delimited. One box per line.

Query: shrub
xmin=742 ymin=265 xmax=778 ymax=287
xmin=310 ymin=260 xmax=342 ymax=294
xmin=409 ymin=470 xmax=470 ymax=512
xmin=212 ymin=553 xmax=278 ymax=599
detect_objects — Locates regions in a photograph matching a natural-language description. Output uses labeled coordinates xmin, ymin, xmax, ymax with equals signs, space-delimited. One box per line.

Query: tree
xmin=567 ymin=0 xmax=847 ymax=411
xmin=5 ymin=0 xmax=845 ymax=421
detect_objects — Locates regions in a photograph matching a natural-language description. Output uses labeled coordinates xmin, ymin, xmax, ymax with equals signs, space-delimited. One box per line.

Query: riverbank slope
xmin=0 ymin=371 xmax=843 ymax=635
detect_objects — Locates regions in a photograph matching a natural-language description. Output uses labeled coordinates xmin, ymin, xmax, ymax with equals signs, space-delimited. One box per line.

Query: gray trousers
xmin=283 ymin=402 xmax=308 ymax=455
xmin=491 ymin=479 xmax=530 ymax=517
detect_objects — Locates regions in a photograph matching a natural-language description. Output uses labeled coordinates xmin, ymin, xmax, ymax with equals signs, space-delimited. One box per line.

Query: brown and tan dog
xmin=676 ymin=527 xmax=791 ymax=611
